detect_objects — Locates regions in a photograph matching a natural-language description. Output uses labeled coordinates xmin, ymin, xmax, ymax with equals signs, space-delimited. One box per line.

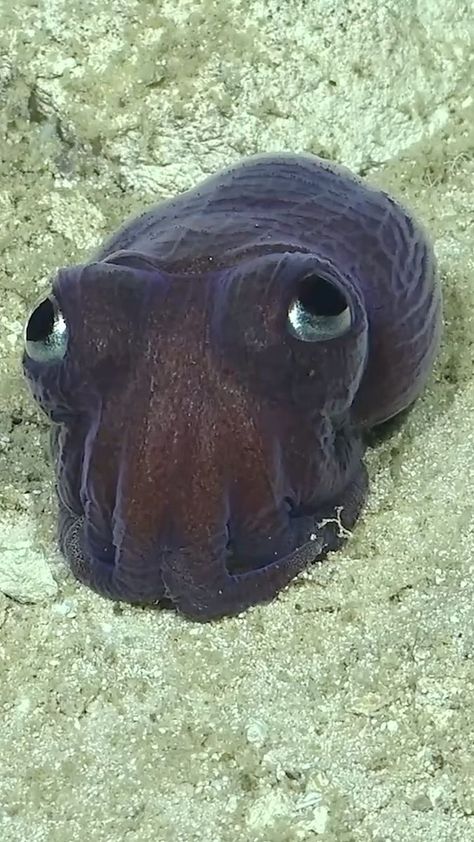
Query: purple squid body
xmin=23 ymin=154 xmax=442 ymax=620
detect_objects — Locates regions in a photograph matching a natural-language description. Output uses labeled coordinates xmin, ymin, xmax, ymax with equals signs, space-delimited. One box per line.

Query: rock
xmin=0 ymin=515 xmax=58 ymax=602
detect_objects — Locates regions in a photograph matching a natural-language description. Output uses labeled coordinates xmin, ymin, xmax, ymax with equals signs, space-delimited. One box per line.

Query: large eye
xmin=287 ymin=274 xmax=351 ymax=342
xmin=24 ymin=294 xmax=68 ymax=363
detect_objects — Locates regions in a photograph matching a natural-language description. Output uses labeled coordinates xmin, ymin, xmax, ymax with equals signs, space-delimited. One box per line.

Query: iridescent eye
xmin=287 ymin=273 xmax=351 ymax=342
xmin=24 ymin=294 xmax=68 ymax=363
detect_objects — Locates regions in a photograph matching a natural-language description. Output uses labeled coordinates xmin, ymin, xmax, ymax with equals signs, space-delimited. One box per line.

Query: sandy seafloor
xmin=0 ymin=0 xmax=474 ymax=840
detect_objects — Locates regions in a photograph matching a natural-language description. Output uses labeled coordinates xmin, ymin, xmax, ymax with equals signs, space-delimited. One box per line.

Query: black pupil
xmin=298 ymin=275 xmax=347 ymax=317
xmin=27 ymin=298 xmax=54 ymax=343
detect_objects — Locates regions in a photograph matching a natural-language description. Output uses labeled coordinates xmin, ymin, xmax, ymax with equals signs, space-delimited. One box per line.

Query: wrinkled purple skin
xmin=23 ymin=154 xmax=442 ymax=621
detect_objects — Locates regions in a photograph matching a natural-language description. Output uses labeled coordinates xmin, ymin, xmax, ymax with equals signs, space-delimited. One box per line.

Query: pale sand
xmin=1 ymin=1 xmax=474 ymax=840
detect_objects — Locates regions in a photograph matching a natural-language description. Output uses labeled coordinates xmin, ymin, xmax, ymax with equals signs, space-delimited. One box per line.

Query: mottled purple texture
xmin=23 ymin=154 xmax=442 ymax=620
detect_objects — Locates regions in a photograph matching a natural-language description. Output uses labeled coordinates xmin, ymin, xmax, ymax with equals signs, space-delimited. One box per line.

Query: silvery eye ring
xmin=24 ymin=294 xmax=68 ymax=363
xmin=287 ymin=273 xmax=351 ymax=342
